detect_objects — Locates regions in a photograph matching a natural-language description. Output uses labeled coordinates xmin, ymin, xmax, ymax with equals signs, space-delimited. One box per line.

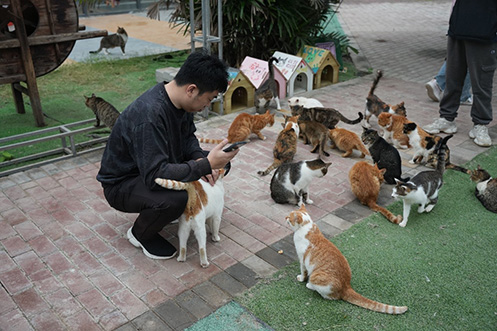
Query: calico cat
xmin=469 ymin=166 xmax=497 ymax=214
xmin=286 ymin=204 xmax=408 ymax=314
xmin=364 ymin=70 xmax=407 ymax=127
xmin=290 ymin=105 xmax=363 ymax=130
xmin=84 ymin=93 xmax=121 ymax=129
xmin=270 ymin=159 xmax=331 ymax=206
xmin=199 ymin=110 xmax=275 ymax=144
xmin=361 ymin=127 xmax=404 ymax=184
xmin=328 ymin=127 xmax=370 ymax=158
xmin=258 ymin=115 xmax=299 ymax=176
xmin=298 ymin=120 xmax=330 ymax=157
xmin=392 ymin=135 xmax=453 ymax=227
xmin=287 ymin=96 xmax=324 ymax=108
xmin=349 ymin=161 xmax=402 ymax=224
xmin=377 ymin=112 xmax=411 ymax=149
xmin=154 ymin=169 xmax=225 ymax=268
xmin=254 ymin=57 xmax=281 ymax=113
xmin=90 ymin=26 xmax=128 ymax=55
xmin=403 ymin=122 xmax=442 ymax=164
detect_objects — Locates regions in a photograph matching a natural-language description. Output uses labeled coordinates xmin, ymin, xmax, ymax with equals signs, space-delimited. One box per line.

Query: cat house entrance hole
xmin=294 ymin=73 xmax=308 ymax=94
xmin=320 ymin=65 xmax=335 ymax=88
xmin=0 ymin=0 xmax=39 ymax=38
xmin=231 ymin=87 xmax=248 ymax=111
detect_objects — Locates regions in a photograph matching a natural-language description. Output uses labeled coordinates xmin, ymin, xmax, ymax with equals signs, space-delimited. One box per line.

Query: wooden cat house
xmin=272 ymin=51 xmax=314 ymax=98
xmin=297 ymin=45 xmax=339 ymax=89
xmin=239 ymin=56 xmax=286 ymax=99
xmin=213 ymin=67 xmax=255 ymax=114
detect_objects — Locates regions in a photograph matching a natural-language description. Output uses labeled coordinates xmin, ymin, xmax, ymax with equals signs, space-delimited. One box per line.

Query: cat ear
xmin=299 ymin=204 xmax=307 ymax=212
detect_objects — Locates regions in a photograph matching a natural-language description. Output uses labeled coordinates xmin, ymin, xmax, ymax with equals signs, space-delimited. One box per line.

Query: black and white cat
xmin=270 ymin=158 xmax=331 ymax=206
xmin=90 ymin=26 xmax=128 ymax=55
xmin=361 ymin=127 xmax=405 ymax=185
xmin=392 ymin=134 xmax=453 ymax=227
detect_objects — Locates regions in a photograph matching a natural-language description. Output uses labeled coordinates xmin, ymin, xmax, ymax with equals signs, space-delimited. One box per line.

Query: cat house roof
xmin=239 ymin=56 xmax=285 ymax=95
xmin=297 ymin=45 xmax=339 ymax=74
xmin=226 ymin=67 xmax=254 ymax=88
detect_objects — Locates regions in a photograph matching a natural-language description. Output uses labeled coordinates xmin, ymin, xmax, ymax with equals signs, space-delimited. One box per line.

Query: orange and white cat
xmin=286 ymin=204 xmax=408 ymax=314
xmin=328 ymin=127 xmax=370 ymax=158
xmin=154 ymin=170 xmax=225 ymax=268
xmin=377 ymin=112 xmax=411 ymax=149
xmin=199 ymin=110 xmax=275 ymax=144
xmin=349 ymin=161 xmax=402 ymax=224
xmin=258 ymin=115 xmax=299 ymax=176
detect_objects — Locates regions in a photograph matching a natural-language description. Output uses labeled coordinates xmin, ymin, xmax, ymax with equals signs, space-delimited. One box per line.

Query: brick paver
xmin=1 ymin=1 xmax=496 ymax=330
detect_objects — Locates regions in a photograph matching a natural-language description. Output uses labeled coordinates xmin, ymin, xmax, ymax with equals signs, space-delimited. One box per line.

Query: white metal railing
xmin=0 ymin=119 xmax=108 ymax=177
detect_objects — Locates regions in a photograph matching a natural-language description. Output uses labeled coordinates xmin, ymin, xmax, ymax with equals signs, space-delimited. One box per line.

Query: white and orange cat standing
xmin=154 ymin=169 xmax=226 ymax=268
xmin=286 ymin=204 xmax=408 ymax=314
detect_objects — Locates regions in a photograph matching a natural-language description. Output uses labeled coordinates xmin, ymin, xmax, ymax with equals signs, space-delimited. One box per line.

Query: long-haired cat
xmin=403 ymin=122 xmax=442 ymax=164
xmin=254 ymin=57 xmax=280 ymax=113
xmin=364 ymin=70 xmax=407 ymax=127
xmin=258 ymin=115 xmax=299 ymax=176
xmin=298 ymin=120 xmax=330 ymax=157
xmin=84 ymin=94 xmax=121 ymax=129
xmin=392 ymin=135 xmax=453 ymax=227
xmin=286 ymin=204 xmax=408 ymax=314
xmin=377 ymin=112 xmax=411 ymax=149
xmin=328 ymin=127 xmax=370 ymax=158
xmin=90 ymin=26 xmax=128 ymax=55
xmin=290 ymin=105 xmax=363 ymax=130
xmin=361 ymin=127 xmax=405 ymax=184
xmin=154 ymin=170 xmax=225 ymax=268
xmin=349 ymin=161 xmax=402 ymax=224
xmin=287 ymin=96 xmax=324 ymax=108
xmin=198 ymin=110 xmax=275 ymax=144
xmin=270 ymin=159 xmax=331 ymax=206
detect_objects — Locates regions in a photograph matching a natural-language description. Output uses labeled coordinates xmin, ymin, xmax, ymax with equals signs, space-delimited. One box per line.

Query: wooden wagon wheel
xmin=0 ymin=0 xmax=108 ymax=127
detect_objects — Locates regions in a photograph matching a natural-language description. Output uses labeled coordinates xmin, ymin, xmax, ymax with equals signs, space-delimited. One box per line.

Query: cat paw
xmin=177 ymin=255 xmax=186 ymax=262
xmin=398 ymin=220 xmax=407 ymax=227
xmin=426 ymin=204 xmax=435 ymax=212
xmin=211 ymin=235 xmax=220 ymax=242
xmin=201 ymin=261 xmax=210 ymax=268
xmin=417 ymin=206 xmax=425 ymax=213
xmin=409 ymin=159 xmax=415 ymax=164
xmin=297 ymin=275 xmax=305 ymax=282
xmin=306 ymin=199 xmax=314 ymax=205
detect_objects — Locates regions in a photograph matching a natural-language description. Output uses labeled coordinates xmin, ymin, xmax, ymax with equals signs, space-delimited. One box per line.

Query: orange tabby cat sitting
xmin=377 ymin=112 xmax=412 ymax=149
xmin=199 ymin=110 xmax=275 ymax=144
xmin=328 ymin=127 xmax=370 ymax=158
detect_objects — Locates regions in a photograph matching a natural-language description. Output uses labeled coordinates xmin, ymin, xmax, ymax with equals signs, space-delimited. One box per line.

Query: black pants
xmin=440 ymin=36 xmax=497 ymax=125
xmin=103 ymin=176 xmax=188 ymax=242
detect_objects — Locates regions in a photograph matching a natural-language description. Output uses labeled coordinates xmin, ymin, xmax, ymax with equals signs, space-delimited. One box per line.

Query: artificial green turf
xmin=237 ymin=145 xmax=497 ymax=330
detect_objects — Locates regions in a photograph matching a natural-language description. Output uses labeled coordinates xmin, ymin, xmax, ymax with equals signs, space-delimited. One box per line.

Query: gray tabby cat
xmin=452 ymin=165 xmax=497 ymax=214
xmin=84 ymin=94 xmax=120 ymax=129
xmin=254 ymin=57 xmax=280 ymax=113
xmin=290 ymin=104 xmax=363 ymax=129
xmin=270 ymin=158 xmax=331 ymax=206
xmin=90 ymin=26 xmax=128 ymax=55
xmin=392 ymin=134 xmax=453 ymax=227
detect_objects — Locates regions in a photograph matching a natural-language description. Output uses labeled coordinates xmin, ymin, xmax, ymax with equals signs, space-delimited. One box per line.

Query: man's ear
xmin=185 ymin=84 xmax=198 ymax=96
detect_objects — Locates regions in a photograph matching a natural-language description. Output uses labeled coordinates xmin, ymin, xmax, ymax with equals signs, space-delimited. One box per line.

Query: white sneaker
xmin=469 ymin=125 xmax=492 ymax=147
xmin=425 ymin=79 xmax=442 ymax=102
xmin=460 ymin=95 xmax=473 ymax=106
xmin=423 ymin=117 xmax=458 ymax=134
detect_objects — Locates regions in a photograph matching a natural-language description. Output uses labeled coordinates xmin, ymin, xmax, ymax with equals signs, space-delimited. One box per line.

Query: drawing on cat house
xmin=272 ymin=51 xmax=314 ymax=97
xmin=240 ymin=56 xmax=286 ymax=99
xmin=213 ymin=67 xmax=255 ymax=114
xmin=297 ymin=45 xmax=339 ymax=89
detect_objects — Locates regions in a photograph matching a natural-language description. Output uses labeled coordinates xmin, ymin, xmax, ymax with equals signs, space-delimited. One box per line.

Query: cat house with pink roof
xmin=272 ymin=51 xmax=314 ymax=97
xmin=239 ymin=56 xmax=286 ymax=99
xmin=297 ymin=45 xmax=339 ymax=89
xmin=213 ymin=67 xmax=255 ymax=115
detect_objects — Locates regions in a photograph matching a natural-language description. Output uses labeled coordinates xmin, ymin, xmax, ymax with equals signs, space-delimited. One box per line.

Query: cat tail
xmin=445 ymin=163 xmax=470 ymax=174
xmin=89 ymin=47 xmax=102 ymax=54
xmin=368 ymin=70 xmax=383 ymax=96
xmin=198 ymin=138 xmax=224 ymax=144
xmin=343 ymin=287 xmax=408 ymax=315
xmin=338 ymin=112 xmax=364 ymax=125
xmin=367 ymin=201 xmax=402 ymax=224
xmin=154 ymin=178 xmax=190 ymax=190
xmin=435 ymin=134 xmax=453 ymax=174
xmin=257 ymin=159 xmax=282 ymax=176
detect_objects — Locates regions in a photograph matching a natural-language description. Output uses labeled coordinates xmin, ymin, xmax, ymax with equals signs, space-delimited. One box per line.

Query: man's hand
xmin=201 ymin=169 xmax=220 ymax=186
xmin=207 ymin=139 xmax=239 ymax=170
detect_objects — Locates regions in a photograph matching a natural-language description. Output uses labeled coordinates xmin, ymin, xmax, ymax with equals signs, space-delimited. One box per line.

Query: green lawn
xmin=236 ymin=146 xmax=497 ymax=330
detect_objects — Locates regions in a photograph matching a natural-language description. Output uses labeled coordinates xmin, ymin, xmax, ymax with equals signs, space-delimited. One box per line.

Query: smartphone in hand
xmin=223 ymin=141 xmax=248 ymax=152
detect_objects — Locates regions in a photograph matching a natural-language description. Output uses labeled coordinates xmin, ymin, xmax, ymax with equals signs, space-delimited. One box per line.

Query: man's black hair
xmin=174 ymin=50 xmax=229 ymax=95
